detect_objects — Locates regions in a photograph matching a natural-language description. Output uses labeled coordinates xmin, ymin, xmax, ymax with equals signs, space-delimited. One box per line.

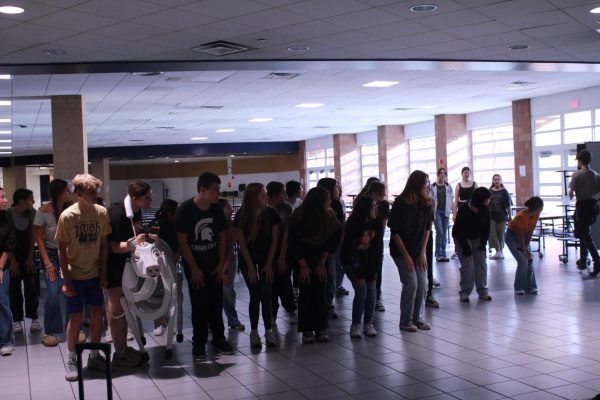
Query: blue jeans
xmin=335 ymin=249 xmax=345 ymax=289
xmin=223 ymin=253 xmax=241 ymax=327
xmin=505 ymin=231 xmax=537 ymax=291
xmin=393 ymin=256 xmax=428 ymax=326
xmin=352 ymin=279 xmax=376 ymax=325
xmin=44 ymin=250 xmax=64 ymax=335
xmin=454 ymin=238 xmax=489 ymax=296
xmin=434 ymin=210 xmax=449 ymax=258
xmin=0 ymin=268 xmax=14 ymax=348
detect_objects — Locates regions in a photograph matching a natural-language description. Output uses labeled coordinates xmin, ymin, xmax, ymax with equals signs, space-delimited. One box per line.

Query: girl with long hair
xmin=287 ymin=187 xmax=341 ymax=343
xmin=0 ymin=187 xmax=16 ymax=356
xmin=488 ymin=174 xmax=512 ymax=260
xmin=388 ymin=171 xmax=434 ymax=332
xmin=453 ymin=166 xmax=478 ymax=221
xmin=234 ymin=183 xmax=280 ymax=348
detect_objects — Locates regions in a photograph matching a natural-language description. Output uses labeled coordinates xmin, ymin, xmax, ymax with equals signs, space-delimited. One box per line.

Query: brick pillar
xmin=333 ymin=133 xmax=361 ymax=203
xmin=298 ymin=141 xmax=307 ymax=195
xmin=435 ymin=114 xmax=470 ymax=186
xmin=512 ymin=99 xmax=533 ymax=205
xmin=377 ymin=125 xmax=409 ymax=196
xmin=2 ymin=161 xmax=27 ymax=199
xmin=51 ymin=95 xmax=88 ymax=180
xmin=90 ymin=158 xmax=110 ymax=205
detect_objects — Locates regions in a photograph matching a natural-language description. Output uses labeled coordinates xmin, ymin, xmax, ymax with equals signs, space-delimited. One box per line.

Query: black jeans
xmin=426 ymin=235 xmax=434 ymax=298
xmin=297 ymin=272 xmax=328 ymax=333
xmin=10 ymin=262 xmax=39 ymax=322
xmin=238 ymin=260 xmax=273 ymax=331
xmin=272 ymin=267 xmax=296 ymax=317
xmin=183 ymin=267 xmax=225 ymax=347
xmin=574 ymin=199 xmax=600 ymax=263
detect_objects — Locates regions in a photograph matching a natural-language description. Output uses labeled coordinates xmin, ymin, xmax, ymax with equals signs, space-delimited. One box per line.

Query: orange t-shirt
xmin=508 ymin=209 xmax=538 ymax=234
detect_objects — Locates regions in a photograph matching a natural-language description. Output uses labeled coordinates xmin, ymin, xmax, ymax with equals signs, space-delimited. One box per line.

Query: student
xmin=388 ymin=171 xmax=433 ymax=332
xmin=34 ymin=179 xmax=70 ymax=347
xmin=287 ymin=187 xmax=341 ymax=344
xmin=488 ymin=174 xmax=512 ymax=260
xmin=505 ymin=197 xmax=544 ymax=294
xmin=234 ymin=183 xmax=279 ymax=348
xmin=176 ymin=172 xmax=233 ymax=358
xmin=56 ymin=174 xmax=111 ymax=381
xmin=431 ymin=168 xmax=453 ymax=262
xmin=285 ymin=180 xmax=303 ymax=211
xmin=218 ymin=198 xmax=245 ymax=331
xmin=452 ymin=187 xmax=492 ymax=302
xmin=342 ymin=196 xmax=381 ymax=338
xmin=0 ymin=187 xmax=16 ymax=356
xmin=569 ymin=150 xmax=600 ymax=276
xmin=453 ymin=166 xmax=478 ymax=220
xmin=9 ymin=189 xmax=38 ymax=335
xmin=364 ymin=180 xmax=389 ymax=312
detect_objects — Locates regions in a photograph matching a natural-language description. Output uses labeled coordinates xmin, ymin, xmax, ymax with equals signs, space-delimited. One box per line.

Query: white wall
xmin=466 ymin=107 xmax=512 ymax=130
xmin=405 ymin=120 xmax=435 ymax=139
xmin=305 ymin=135 xmax=333 ymax=151
xmin=531 ymin=85 xmax=600 ymax=117
xmin=25 ymin=168 xmax=43 ymax=207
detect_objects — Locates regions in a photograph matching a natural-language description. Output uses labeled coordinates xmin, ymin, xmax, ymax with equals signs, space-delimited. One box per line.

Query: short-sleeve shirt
xmin=489 ymin=188 xmax=512 ymax=222
xmin=508 ymin=210 xmax=538 ymax=235
xmin=570 ymin=168 xmax=600 ymax=201
xmin=33 ymin=209 xmax=58 ymax=250
xmin=107 ymin=204 xmax=142 ymax=269
xmin=388 ymin=199 xmax=433 ymax=259
xmin=175 ymin=199 xmax=226 ymax=272
xmin=234 ymin=206 xmax=281 ymax=266
xmin=55 ymin=203 xmax=111 ymax=280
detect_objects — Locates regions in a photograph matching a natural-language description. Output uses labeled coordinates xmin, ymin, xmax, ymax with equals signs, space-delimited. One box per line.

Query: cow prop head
xmin=130 ymin=241 xmax=163 ymax=278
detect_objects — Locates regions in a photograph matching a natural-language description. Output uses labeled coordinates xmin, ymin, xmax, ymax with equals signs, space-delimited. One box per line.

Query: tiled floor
xmin=2 ymin=237 xmax=600 ymax=400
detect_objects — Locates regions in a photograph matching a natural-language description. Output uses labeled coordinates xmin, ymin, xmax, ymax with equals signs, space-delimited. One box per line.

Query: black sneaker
xmin=591 ymin=262 xmax=600 ymax=277
xmin=192 ymin=345 xmax=206 ymax=359
xmin=576 ymin=258 xmax=589 ymax=270
xmin=212 ymin=339 xmax=234 ymax=355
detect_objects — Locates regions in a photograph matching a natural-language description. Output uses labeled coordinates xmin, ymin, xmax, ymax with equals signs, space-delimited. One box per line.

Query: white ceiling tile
xmin=185 ymin=20 xmax=265 ymax=39
xmin=468 ymin=30 xmax=533 ymax=46
xmin=442 ymin=21 xmax=513 ymax=39
xmin=390 ymin=30 xmax=459 ymax=46
xmin=228 ymin=8 xmax=313 ymax=30
xmin=178 ymin=0 xmax=270 ymax=19
xmin=271 ymin=20 xmax=349 ymax=40
xmin=522 ymin=22 xmax=589 ymax=39
xmin=132 ymin=9 xmax=216 ymax=30
xmin=33 ymin=10 xmax=118 ymax=32
xmin=1 ymin=22 xmax=78 ymax=42
xmin=91 ymin=21 xmax=171 ymax=41
xmin=72 ymin=0 xmax=166 ymax=20
xmin=325 ymin=8 xmax=404 ymax=29
xmin=417 ymin=9 xmax=493 ymax=29
xmin=422 ymin=40 xmax=481 ymax=54
xmin=502 ymin=10 xmax=575 ymax=30
xmin=281 ymin=0 xmax=369 ymax=18
xmin=381 ymin=0 xmax=467 ymax=19
xmin=476 ymin=0 xmax=558 ymax=18
xmin=314 ymin=31 xmax=381 ymax=47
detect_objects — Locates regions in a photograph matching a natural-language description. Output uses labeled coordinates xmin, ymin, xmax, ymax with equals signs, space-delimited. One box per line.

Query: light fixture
xmin=174 ymin=160 xmax=180 ymax=163
xmin=0 ymin=6 xmax=24 ymax=14
xmin=596 ymin=28 xmax=600 ymax=35
xmin=0 ymin=119 xmax=11 ymax=123
xmin=191 ymin=136 xmax=208 ymax=140
xmin=361 ymin=118 xmax=377 ymax=122
xmin=0 ymin=101 xmax=10 ymax=106
xmin=0 ymin=151 xmax=12 ymax=154
xmin=249 ymin=118 xmax=273 ymax=122
xmin=590 ymin=6 xmax=600 ymax=13
xmin=0 ymin=139 xmax=11 ymax=143
xmin=508 ymin=44 xmax=528 ymax=50
xmin=44 ymin=48 xmax=66 ymax=55
xmin=229 ymin=154 xmax=235 ymax=158
xmin=287 ymin=46 xmax=310 ymax=52
xmin=0 ymin=131 xmax=10 ymax=134
xmin=0 ymin=146 xmax=12 ymax=149
xmin=363 ymin=81 xmax=399 ymax=88
xmin=295 ymin=103 xmax=323 ymax=108
xmin=410 ymin=4 xmax=438 ymax=12
xmin=0 ymin=75 xmax=11 ymax=80
xmin=216 ymin=129 xmax=235 ymax=133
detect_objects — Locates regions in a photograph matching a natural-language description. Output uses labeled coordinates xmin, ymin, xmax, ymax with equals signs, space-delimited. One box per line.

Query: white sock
xmin=68 ymin=351 xmax=76 ymax=361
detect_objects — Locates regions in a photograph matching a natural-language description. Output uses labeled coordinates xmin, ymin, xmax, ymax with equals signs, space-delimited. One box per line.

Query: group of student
xmin=0 ymin=148 xmax=599 ymax=382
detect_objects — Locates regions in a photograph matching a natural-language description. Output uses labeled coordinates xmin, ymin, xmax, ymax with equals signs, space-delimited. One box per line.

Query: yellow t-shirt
xmin=55 ymin=203 xmax=112 ymax=280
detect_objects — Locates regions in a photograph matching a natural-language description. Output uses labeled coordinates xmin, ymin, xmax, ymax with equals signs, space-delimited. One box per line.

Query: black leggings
xmin=239 ymin=260 xmax=273 ymax=331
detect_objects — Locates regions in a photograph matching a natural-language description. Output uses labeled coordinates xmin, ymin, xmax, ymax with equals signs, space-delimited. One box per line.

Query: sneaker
xmin=415 ymin=321 xmax=431 ymax=330
xmin=399 ymin=323 xmax=418 ymax=332
xmin=302 ymin=331 xmax=315 ymax=344
xmin=515 ymin=289 xmax=526 ymax=295
xmin=426 ymin=296 xmax=439 ymax=308
xmin=375 ymin=300 xmax=386 ymax=312
xmin=489 ymin=254 xmax=500 ymax=260
xmin=65 ymin=358 xmax=78 ymax=381
xmin=350 ymin=323 xmax=361 ymax=338
xmin=364 ymin=322 xmax=377 ymax=337
xmin=127 ymin=328 xmax=134 ymax=341
xmin=213 ymin=339 xmax=235 ymax=354
xmin=0 ymin=346 xmax=14 ymax=356
xmin=478 ymin=293 xmax=492 ymax=301
xmin=30 ymin=319 xmax=41 ymax=332
xmin=432 ymin=279 xmax=442 ymax=288
xmin=264 ymin=331 xmax=278 ymax=347
xmin=12 ymin=322 xmax=23 ymax=334
xmin=250 ymin=330 xmax=262 ymax=348
xmin=336 ymin=286 xmax=350 ymax=296
xmin=192 ymin=345 xmax=206 ymax=359
xmin=316 ymin=330 xmax=329 ymax=342
xmin=527 ymin=288 xmax=538 ymax=294
xmin=112 ymin=351 xmax=140 ymax=368
xmin=577 ymin=258 xmax=589 ymax=270
xmin=87 ymin=354 xmax=107 ymax=371
xmin=78 ymin=330 xmax=86 ymax=344
xmin=42 ymin=335 xmax=58 ymax=347
xmin=229 ymin=322 xmax=246 ymax=331
xmin=497 ymin=251 xmax=505 ymax=259
xmin=436 ymin=256 xmax=443 ymax=262
xmin=288 ymin=311 xmax=298 ymax=325
xmin=153 ymin=325 xmax=164 ymax=336
xmin=441 ymin=256 xmax=450 ymax=262
xmin=460 ymin=295 xmax=470 ymax=302
xmin=126 ymin=347 xmax=144 ymax=364
xmin=104 ymin=329 xmax=112 ymax=343
xmin=591 ymin=262 xmax=600 ymax=277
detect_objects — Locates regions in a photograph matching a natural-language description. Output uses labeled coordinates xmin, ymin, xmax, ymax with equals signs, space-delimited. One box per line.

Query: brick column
xmin=435 ymin=114 xmax=470 ymax=186
xmin=298 ymin=141 xmax=307 ymax=195
xmin=2 ymin=161 xmax=27 ymax=199
xmin=51 ymin=95 xmax=88 ymax=180
xmin=377 ymin=125 xmax=409 ymax=196
xmin=512 ymin=99 xmax=533 ymax=205
xmin=333 ymin=133 xmax=361 ymax=203
xmin=90 ymin=158 xmax=110 ymax=205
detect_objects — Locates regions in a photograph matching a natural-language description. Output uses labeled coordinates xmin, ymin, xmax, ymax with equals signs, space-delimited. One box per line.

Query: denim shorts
xmin=65 ymin=278 xmax=104 ymax=314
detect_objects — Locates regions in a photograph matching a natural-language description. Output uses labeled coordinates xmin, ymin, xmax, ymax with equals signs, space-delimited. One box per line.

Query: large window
xmin=360 ymin=144 xmax=379 ymax=186
xmin=409 ymin=136 xmax=436 ymax=176
xmin=471 ymin=125 xmax=515 ymax=196
xmin=306 ymin=148 xmax=334 ymax=189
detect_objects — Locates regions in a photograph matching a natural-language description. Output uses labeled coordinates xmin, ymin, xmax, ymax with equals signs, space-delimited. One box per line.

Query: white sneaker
xmin=153 ymin=325 xmax=164 ymax=336
xmin=12 ymin=322 xmax=23 ymax=334
xmin=104 ymin=329 xmax=113 ymax=343
xmin=65 ymin=358 xmax=78 ymax=381
xmin=30 ymin=319 xmax=41 ymax=332
xmin=250 ymin=330 xmax=262 ymax=348
xmin=264 ymin=330 xmax=278 ymax=347
xmin=288 ymin=311 xmax=298 ymax=325
xmin=498 ymin=251 xmax=505 ymax=259
xmin=350 ymin=323 xmax=361 ymax=338
xmin=127 ymin=328 xmax=134 ymax=341
xmin=364 ymin=322 xmax=377 ymax=337
xmin=0 ymin=346 xmax=14 ymax=356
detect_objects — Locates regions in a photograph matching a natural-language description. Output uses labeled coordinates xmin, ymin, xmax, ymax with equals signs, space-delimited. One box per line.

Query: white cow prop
xmin=120 ymin=196 xmax=184 ymax=360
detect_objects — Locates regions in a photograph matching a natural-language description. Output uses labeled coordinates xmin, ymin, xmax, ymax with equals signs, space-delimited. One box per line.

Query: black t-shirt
xmin=489 ymin=188 xmax=512 ymax=222
xmin=107 ymin=204 xmax=142 ymax=269
xmin=388 ymin=199 xmax=433 ymax=259
xmin=341 ymin=217 xmax=381 ymax=280
xmin=452 ymin=204 xmax=491 ymax=253
xmin=234 ymin=206 xmax=281 ymax=267
xmin=175 ymin=199 xmax=226 ymax=272
xmin=377 ymin=200 xmax=390 ymax=221
xmin=331 ymin=199 xmax=346 ymax=224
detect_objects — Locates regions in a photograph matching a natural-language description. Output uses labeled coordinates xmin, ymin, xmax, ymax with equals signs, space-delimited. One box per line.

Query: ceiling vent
xmin=174 ymin=104 xmax=224 ymax=110
xmin=199 ymin=105 xmax=224 ymax=110
xmin=394 ymin=107 xmax=418 ymax=111
xmin=264 ymin=72 xmax=301 ymax=80
xmin=191 ymin=41 xmax=251 ymax=56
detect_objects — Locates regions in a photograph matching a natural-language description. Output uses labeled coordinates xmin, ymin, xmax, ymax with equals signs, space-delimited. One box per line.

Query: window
xmin=360 ymin=144 xmax=379 ymax=186
xmin=471 ymin=125 xmax=515 ymax=196
xmin=306 ymin=148 xmax=334 ymax=189
xmin=408 ymin=136 xmax=436 ymax=176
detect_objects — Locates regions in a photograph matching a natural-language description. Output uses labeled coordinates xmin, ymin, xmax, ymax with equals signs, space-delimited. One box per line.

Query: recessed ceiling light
xmin=361 ymin=118 xmax=377 ymax=122
xmin=596 ymin=28 xmax=600 ymax=35
xmin=0 ymin=146 xmax=12 ymax=149
xmin=508 ymin=44 xmax=528 ymax=50
xmin=0 ymin=6 xmax=24 ymax=14
xmin=0 ymin=101 xmax=10 ymax=106
xmin=229 ymin=154 xmax=235 ymax=158
xmin=0 ymin=131 xmax=10 ymax=134
xmin=44 ymin=48 xmax=66 ymax=55
xmin=191 ymin=137 xmax=208 ymax=140
xmin=287 ymin=46 xmax=310 ymax=52
xmin=0 ymin=139 xmax=11 ymax=143
xmin=0 ymin=75 xmax=11 ymax=80
xmin=590 ymin=6 xmax=600 ymax=13
xmin=0 ymin=151 xmax=12 ymax=154
xmin=295 ymin=103 xmax=323 ymax=108
xmin=363 ymin=81 xmax=399 ymax=88
xmin=174 ymin=160 xmax=180 ymax=163
xmin=410 ymin=4 xmax=438 ymax=12
xmin=249 ymin=118 xmax=273 ymax=122
xmin=0 ymin=119 xmax=11 ymax=123
xmin=216 ymin=129 xmax=235 ymax=133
